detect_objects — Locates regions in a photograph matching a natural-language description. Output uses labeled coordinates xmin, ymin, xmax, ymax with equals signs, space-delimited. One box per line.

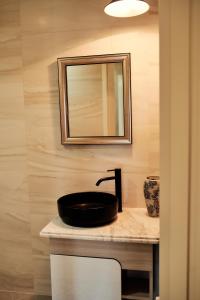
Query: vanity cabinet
xmin=40 ymin=209 xmax=159 ymax=300
xmin=49 ymin=238 xmax=159 ymax=300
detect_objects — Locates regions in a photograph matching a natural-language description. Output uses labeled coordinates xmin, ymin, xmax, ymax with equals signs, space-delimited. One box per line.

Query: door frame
xmin=160 ymin=0 xmax=190 ymax=299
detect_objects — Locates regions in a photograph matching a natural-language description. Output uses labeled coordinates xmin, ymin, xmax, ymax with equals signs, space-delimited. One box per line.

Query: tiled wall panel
xmin=0 ymin=0 xmax=159 ymax=297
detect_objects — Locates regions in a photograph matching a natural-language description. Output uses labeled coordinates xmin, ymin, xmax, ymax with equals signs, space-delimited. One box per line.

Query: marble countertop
xmin=40 ymin=208 xmax=159 ymax=244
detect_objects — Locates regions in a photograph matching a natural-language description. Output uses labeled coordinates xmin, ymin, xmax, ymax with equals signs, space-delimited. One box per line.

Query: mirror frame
xmin=57 ymin=53 xmax=132 ymax=145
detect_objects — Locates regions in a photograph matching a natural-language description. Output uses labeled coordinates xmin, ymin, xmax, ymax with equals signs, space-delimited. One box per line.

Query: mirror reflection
xmin=67 ymin=62 xmax=124 ymax=137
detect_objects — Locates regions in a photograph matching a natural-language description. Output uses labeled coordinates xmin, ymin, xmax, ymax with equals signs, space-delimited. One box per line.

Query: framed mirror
xmin=57 ymin=53 xmax=132 ymax=145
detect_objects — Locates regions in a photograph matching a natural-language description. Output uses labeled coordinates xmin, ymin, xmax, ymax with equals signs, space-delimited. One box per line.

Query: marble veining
xmin=40 ymin=208 xmax=159 ymax=244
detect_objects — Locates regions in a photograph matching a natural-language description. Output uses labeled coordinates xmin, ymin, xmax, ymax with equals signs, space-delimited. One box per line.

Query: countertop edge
xmin=40 ymin=232 xmax=159 ymax=244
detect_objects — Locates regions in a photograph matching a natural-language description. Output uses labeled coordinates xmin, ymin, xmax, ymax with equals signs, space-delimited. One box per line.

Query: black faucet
xmin=96 ymin=168 xmax=122 ymax=212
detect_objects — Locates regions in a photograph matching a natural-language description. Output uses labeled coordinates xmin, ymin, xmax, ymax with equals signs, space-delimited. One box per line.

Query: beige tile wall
xmin=0 ymin=0 xmax=159 ymax=298
xmin=0 ymin=0 xmax=33 ymax=297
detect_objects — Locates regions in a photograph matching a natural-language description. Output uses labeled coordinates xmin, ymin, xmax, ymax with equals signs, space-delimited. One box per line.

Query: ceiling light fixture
xmin=104 ymin=0 xmax=150 ymax=18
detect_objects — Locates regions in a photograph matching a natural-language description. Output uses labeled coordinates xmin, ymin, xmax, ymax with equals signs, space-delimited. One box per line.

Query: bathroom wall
xmin=0 ymin=0 xmax=159 ymax=298
xmin=0 ymin=1 xmax=33 ymax=299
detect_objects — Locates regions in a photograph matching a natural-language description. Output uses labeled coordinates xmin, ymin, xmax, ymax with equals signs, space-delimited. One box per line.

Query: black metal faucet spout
xmin=96 ymin=176 xmax=115 ymax=186
xmin=96 ymin=169 xmax=122 ymax=213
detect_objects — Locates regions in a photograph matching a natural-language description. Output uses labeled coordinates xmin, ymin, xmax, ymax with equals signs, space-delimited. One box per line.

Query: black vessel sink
xmin=57 ymin=192 xmax=118 ymax=227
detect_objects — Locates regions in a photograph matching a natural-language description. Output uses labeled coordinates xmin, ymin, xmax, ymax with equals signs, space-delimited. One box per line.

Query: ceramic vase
xmin=144 ymin=176 xmax=160 ymax=217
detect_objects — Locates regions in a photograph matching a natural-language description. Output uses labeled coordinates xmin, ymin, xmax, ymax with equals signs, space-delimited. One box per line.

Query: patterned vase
xmin=144 ymin=176 xmax=160 ymax=217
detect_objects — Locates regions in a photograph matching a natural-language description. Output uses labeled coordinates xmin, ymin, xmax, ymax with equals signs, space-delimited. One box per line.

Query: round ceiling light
xmin=104 ymin=0 xmax=150 ymax=18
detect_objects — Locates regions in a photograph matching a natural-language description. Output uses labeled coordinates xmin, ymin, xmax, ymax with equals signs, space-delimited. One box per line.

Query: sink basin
xmin=57 ymin=192 xmax=118 ymax=227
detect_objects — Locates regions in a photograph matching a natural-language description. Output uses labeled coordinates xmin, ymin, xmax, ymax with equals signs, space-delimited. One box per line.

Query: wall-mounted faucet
xmin=96 ymin=169 xmax=122 ymax=212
